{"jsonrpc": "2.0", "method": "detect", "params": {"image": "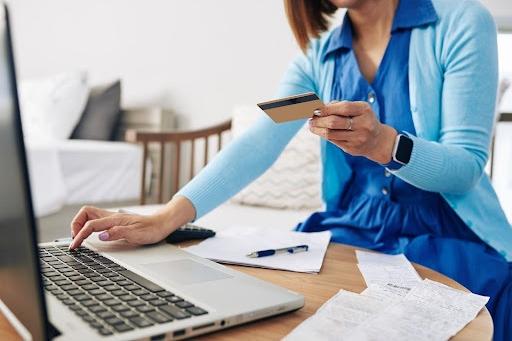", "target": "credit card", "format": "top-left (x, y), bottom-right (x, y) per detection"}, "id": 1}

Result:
top-left (257, 92), bottom-right (324, 123)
